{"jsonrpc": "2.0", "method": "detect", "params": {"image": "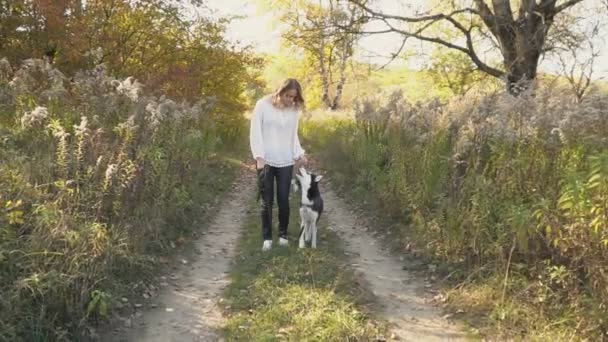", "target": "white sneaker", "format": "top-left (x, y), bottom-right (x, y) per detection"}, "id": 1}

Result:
top-left (262, 240), bottom-right (272, 251)
top-left (279, 237), bottom-right (289, 246)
